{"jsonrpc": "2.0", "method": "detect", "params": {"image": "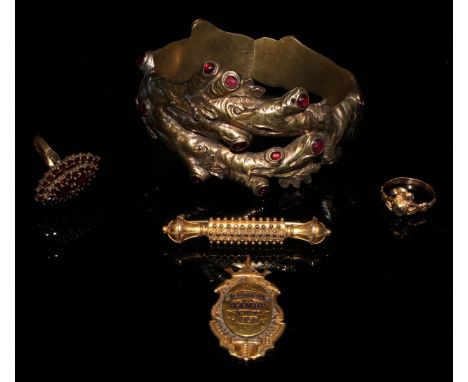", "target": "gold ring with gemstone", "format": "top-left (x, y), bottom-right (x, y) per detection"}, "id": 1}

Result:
top-left (380, 177), bottom-right (436, 217)
top-left (33, 136), bottom-right (100, 204)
